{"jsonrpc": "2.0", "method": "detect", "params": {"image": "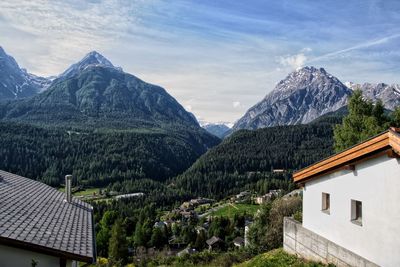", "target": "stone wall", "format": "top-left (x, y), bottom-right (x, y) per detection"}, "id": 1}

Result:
top-left (283, 217), bottom-right (379, 267)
